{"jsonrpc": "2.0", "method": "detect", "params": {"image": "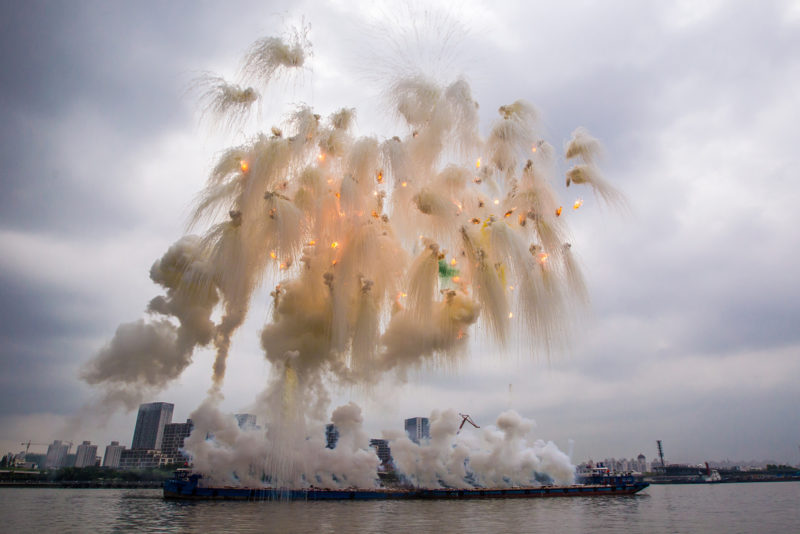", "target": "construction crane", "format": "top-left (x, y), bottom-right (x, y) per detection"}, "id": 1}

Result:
top-left (457, 413), bottom-right (480, 434)
top-left (21, 440), bottom-right (73, 455)
top-left (657, 440), bottom-right (666, 470)
top-left (20, 441), bottom-right (50, 456)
